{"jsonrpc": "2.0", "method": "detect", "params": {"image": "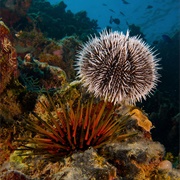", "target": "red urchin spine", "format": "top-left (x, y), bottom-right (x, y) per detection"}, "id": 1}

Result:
top-left (19, 94), bottom-right (132, 159)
